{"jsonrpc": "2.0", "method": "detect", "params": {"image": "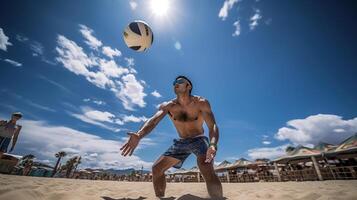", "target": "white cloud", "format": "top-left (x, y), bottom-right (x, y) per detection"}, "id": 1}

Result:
top-left (30, 41), bottom-right (44, 57)
top-left (247, 144), bottom-right (290, 160)
top-left (0, 28), bottom-right (12, 51)
top-left (232, 20), bottom-right (241, 37)
top-left (125, 57), bottom-right (135, 67)
top-left (93, 100), bottom-right (105, 105)
top-left (151, 90), bottom-right (162, 98)
top-left (15, 118), bottom-right (153, 169)
top-left (99, 59), bottom-right (129, 78)
top-left (129, 1), bottom-right (138, 10)
top-left (174, 41), bottom-right (181, 50)
top-left (122, 114), bottom-right (148, 123)
top-left (275, 114), bottom-right (357, 146)
top-left (83, 98), bottom-right (106, 105)
top-left (3, 58), bottom-right (22, 67)
top-left (79, 24), bottom-right (103, 50)
top-left (249, 9), bottom-right (262, 30)
top-left (56, 25), bottom-right (147, 111)
top-left (262, 141), bottom-right (271, 145)
top-left (70, 107), bottom-right (122, 131)
top-left (37, 75), bottom-right (73, 94)
top-left (102, 46), bottom-right (122, 58)
top-left (16, 34), bottom-right (29, 42)
top-left (116, 74), bottom-right (147, 110)
top-left (55, 35), bottom-right (114, 89)
top-left (218, 0), bottom-right (239, 21)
